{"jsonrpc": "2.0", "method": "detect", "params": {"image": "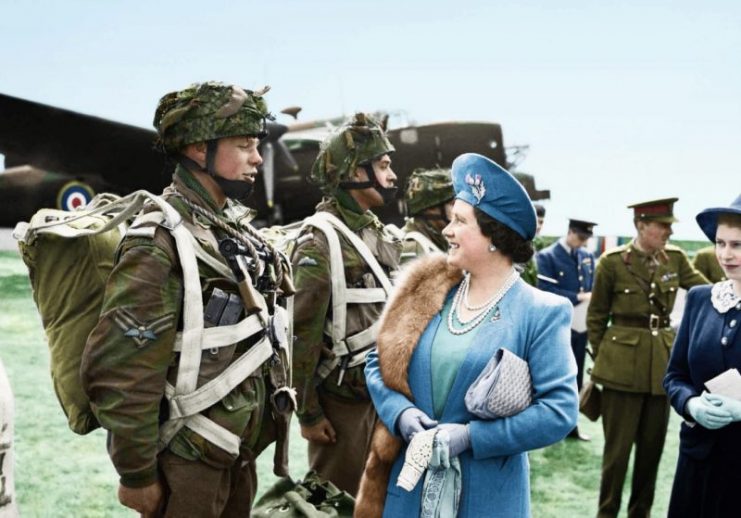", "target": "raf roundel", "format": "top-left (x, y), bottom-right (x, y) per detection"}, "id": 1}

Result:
top-left (57, 181), bottom-right (95, 211)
